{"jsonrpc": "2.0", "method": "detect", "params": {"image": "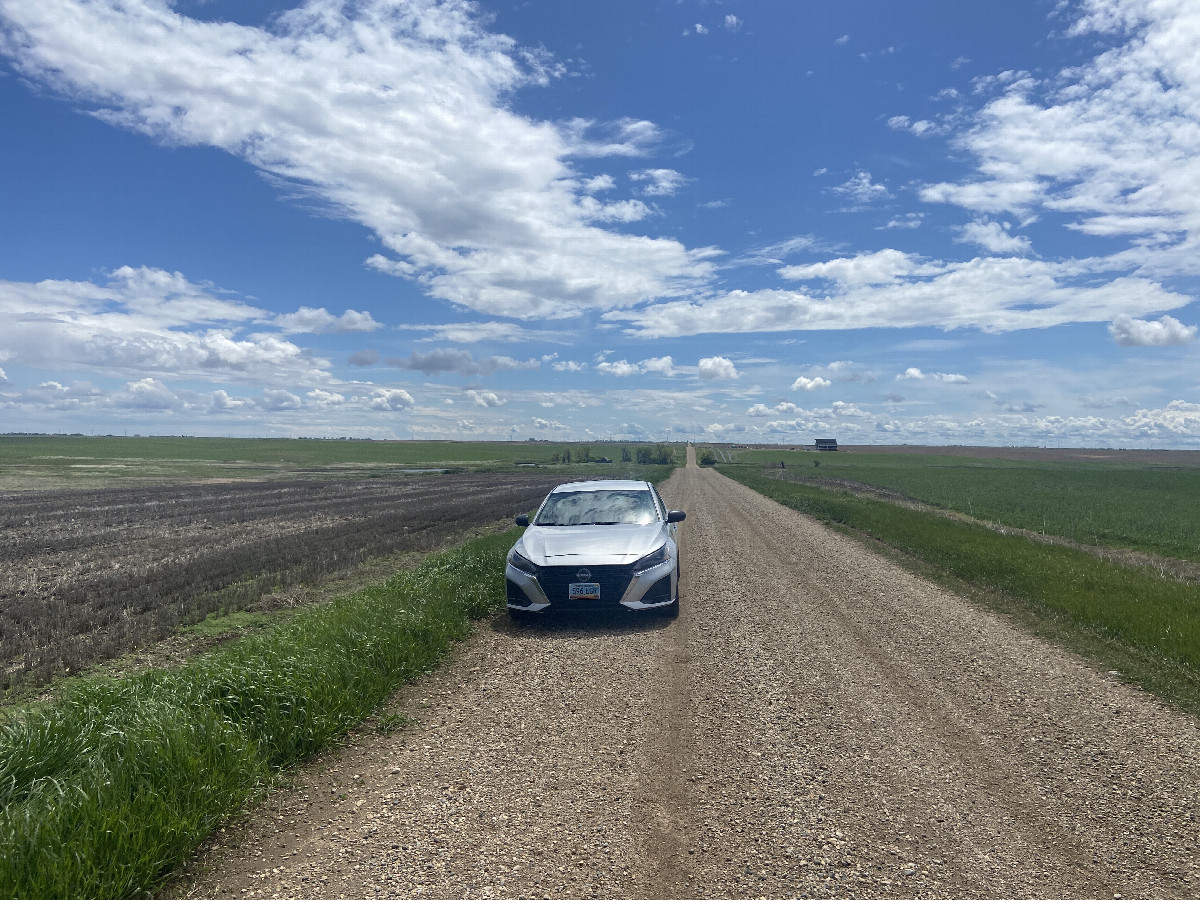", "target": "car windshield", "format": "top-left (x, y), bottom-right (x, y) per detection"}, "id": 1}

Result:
top-left (534, 489), bottom-right (658, 526)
